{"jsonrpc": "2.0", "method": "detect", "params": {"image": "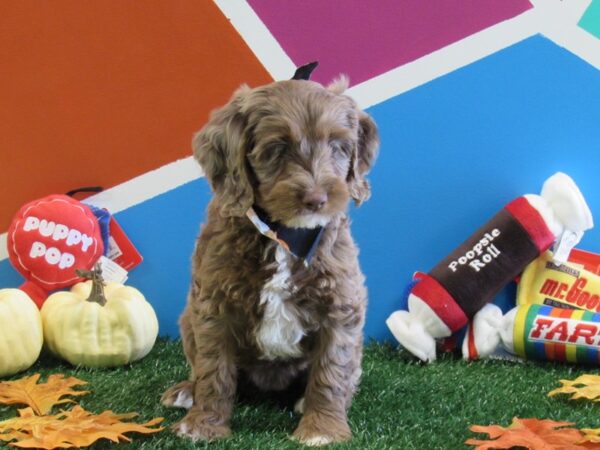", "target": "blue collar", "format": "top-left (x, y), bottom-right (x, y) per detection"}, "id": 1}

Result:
top-left (246, 206), bottom-right (325, 265)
